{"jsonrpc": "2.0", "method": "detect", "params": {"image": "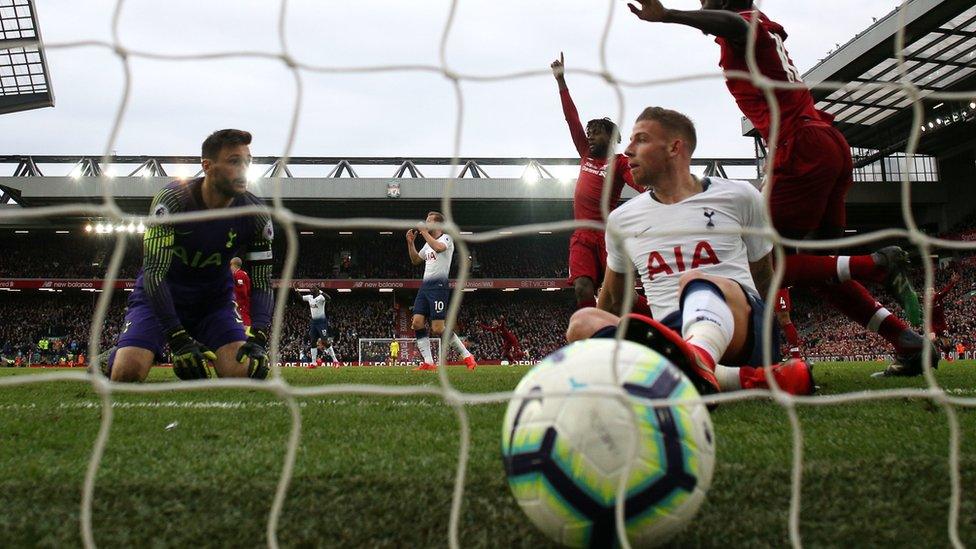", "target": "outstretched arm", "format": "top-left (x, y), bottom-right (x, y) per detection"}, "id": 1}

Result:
top-left (552, 52), bottom-right (590, 158)
top-left (626, 0), bottom-right (749, 44)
